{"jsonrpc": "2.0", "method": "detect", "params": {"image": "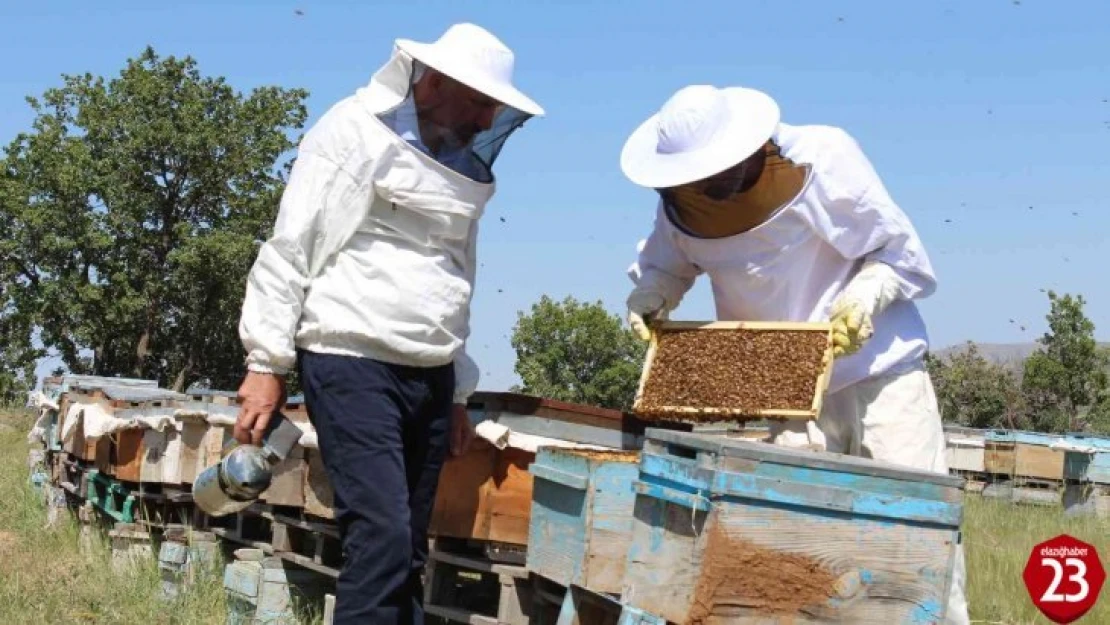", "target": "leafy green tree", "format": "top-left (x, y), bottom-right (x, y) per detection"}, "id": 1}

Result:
top-left (0, 303), bottom-right (39, 406)
top-left (926, 342), bottom-right (1026, 430)
top-left (1021, 291), bottom-right (1109, 432)
top-left (510, 295), bottom-right (648, 411)
top-left (0, 47), bottom-right (308, 391)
